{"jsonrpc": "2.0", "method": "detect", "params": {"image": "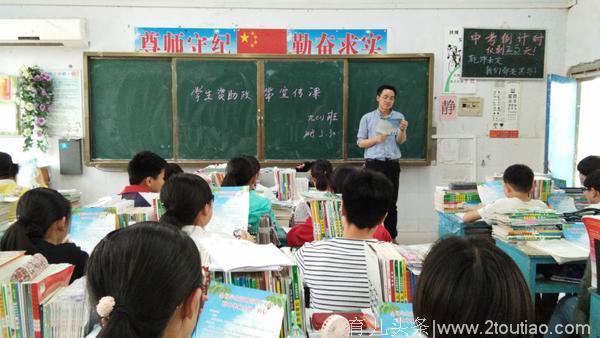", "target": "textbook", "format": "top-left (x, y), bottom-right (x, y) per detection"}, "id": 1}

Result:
top-left (193, 282), bottom-right (286, 338)
top-left (365, 242), bottom-right (414, 309)
top-left (204, 186), bottom-right (249, 238)
top-left (69, 207), bottom-right (118, 254)
top-left (526, 239), bottom-right (589, 264)
top-left (198, 237), bottom-right (292, 272)
top-left (378, 303), bottom-right (422, 337)
top-left (41, 277), bottom-right (91, 338)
